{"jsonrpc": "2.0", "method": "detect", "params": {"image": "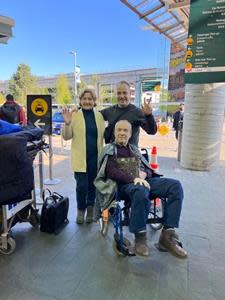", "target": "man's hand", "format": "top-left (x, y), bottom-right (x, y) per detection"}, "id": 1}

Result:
top-left (141, 98), bottom-right (153, 116)
top-left (134, 177), bottom-right (150, 189)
